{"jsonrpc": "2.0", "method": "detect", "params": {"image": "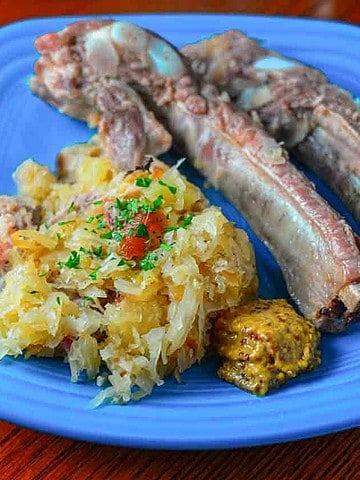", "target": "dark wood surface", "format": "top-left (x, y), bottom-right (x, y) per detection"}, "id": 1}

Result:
top-left (0, 2), bottom-right (359, 479)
